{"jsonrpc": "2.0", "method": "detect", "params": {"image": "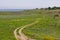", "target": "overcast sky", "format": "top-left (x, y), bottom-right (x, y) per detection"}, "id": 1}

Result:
top-left (0, 0), bottom-right (60, 9)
